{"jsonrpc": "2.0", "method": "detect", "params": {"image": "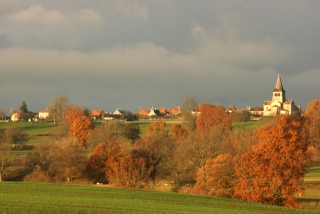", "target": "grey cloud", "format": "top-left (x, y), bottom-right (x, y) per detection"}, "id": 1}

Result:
top-left (1, 1), bottom-right (320, 113)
